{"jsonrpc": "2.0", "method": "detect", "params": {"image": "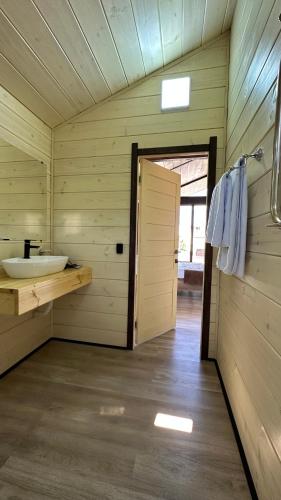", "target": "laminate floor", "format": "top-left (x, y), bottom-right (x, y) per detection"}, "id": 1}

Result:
top-left (176, 294), bottom-right (202, 361)
top-left (0, 299), bottom-right (250, 500)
